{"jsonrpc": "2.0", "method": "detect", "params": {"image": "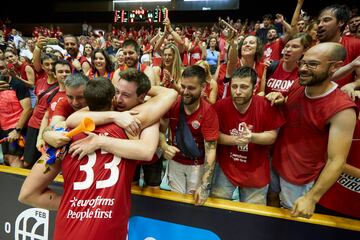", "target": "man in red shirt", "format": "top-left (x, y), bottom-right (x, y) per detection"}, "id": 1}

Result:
top-left (211, 66), bottom-right (284, 205)
top-left (267, 42), bottom-right (357, 218)
top-left (112, 39), bottom-right (159, 86)
top-left (63, 34), bottom-right (91, 74)
top-left (317, 5), bottom-right (360, 92)
top-left (19, 78), bottom-right (163, 240)
top-left (160, 65), bottom-right (219, 205)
